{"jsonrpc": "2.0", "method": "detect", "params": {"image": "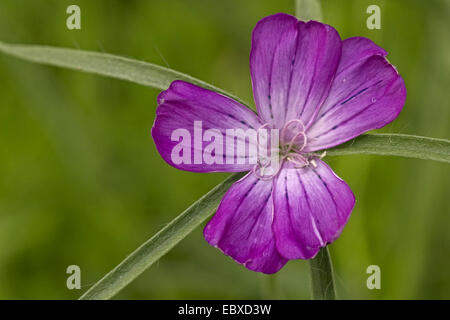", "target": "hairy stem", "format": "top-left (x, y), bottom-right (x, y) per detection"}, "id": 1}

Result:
top-left (309, 247), bottom-right (336, 300)
top-left (295, 0), bottom-right (323, 21)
